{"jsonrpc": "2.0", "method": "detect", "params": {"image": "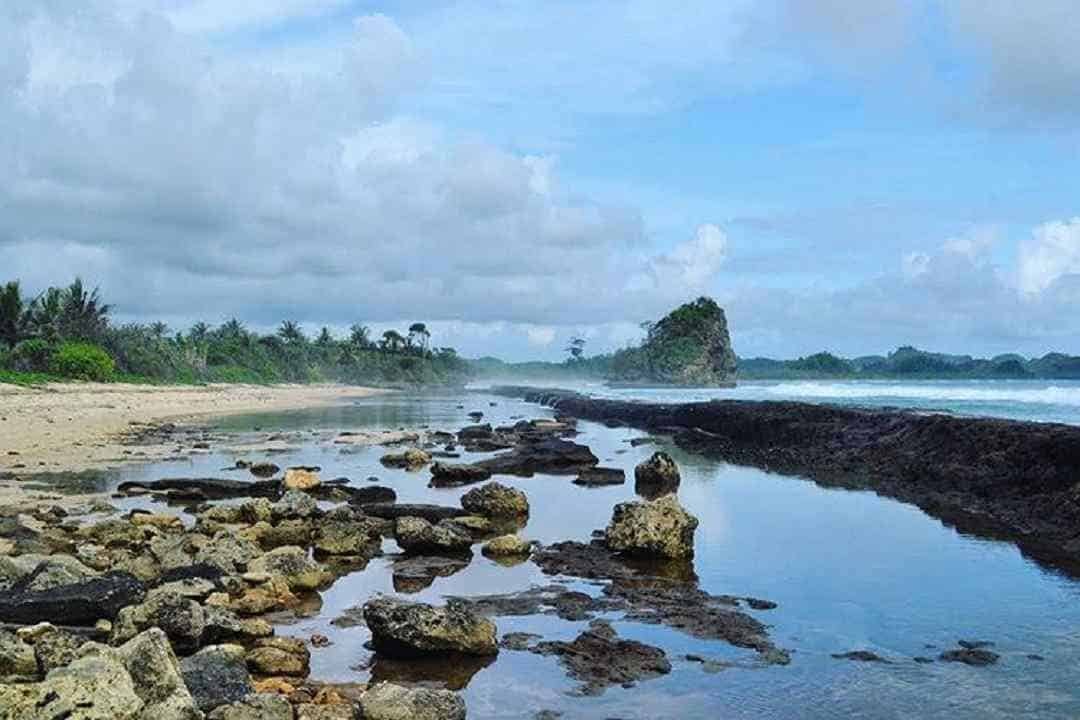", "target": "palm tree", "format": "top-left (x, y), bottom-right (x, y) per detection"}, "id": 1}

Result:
top-left (379, 329), bottom-right (406, 353)
top-left (277, 320), bottom-right (306, 345)
top-left (25, 287), bottom-right (64, 344)
top-left (315, 327), bottom-right (334, 347)
top-left (188, 322), bottom-right (210, 344)
top-left (150, 321), bottom-right (169, 339)
top-left (349, 323), bottom-right (371, 349)
top-left (59, 278), bottom-right (111, 341)
top-left (0, 281), bottom-right (26, 348)
top-left (408, 322), bottom-right (430, 354)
